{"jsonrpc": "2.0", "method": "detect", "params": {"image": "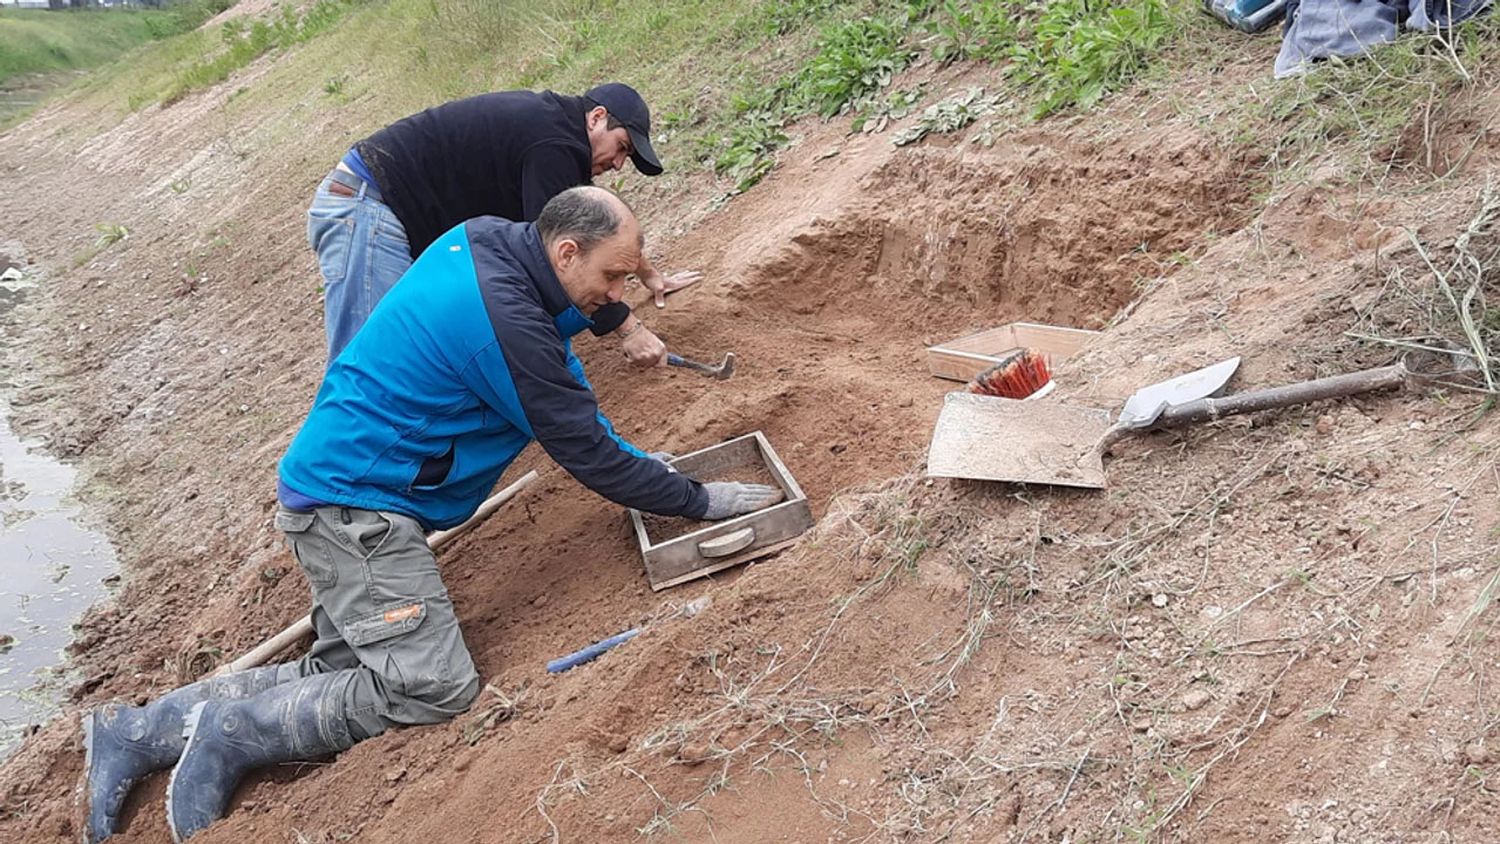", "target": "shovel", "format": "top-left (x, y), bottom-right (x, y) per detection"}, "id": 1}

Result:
top-left (668, 352), bottom-right (736, 379)
top-left (928, 357), bottom-right (1442, 489)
